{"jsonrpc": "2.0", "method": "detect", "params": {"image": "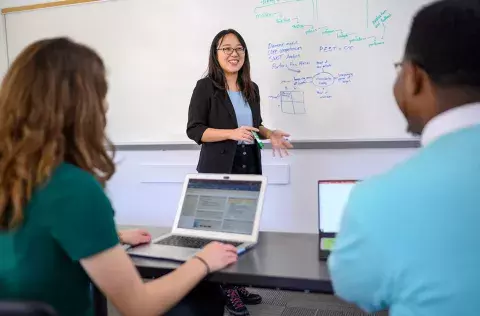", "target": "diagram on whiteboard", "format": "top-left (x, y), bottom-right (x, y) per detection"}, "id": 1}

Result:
top-left (257, 0), bottom-right (390, 115)
top-left (279, 91), bottom-right (305, 114)
top-left (269, 59), bottom-right (354, 113)
top-left (254, 0), bottom-right (392, 48)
